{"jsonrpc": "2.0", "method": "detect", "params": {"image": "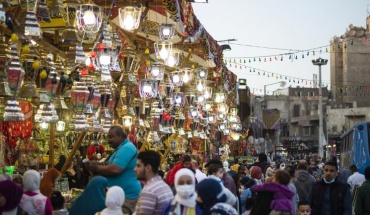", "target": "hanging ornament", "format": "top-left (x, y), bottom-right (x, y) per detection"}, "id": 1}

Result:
top-left (40, 69), bottom-right (48, 79)
top-left (11, 33), bottom-right (18, 42)
top-left (22, 45), bottom-right (31, 54)
top-left (144, 48), bottom-right (149, 55)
